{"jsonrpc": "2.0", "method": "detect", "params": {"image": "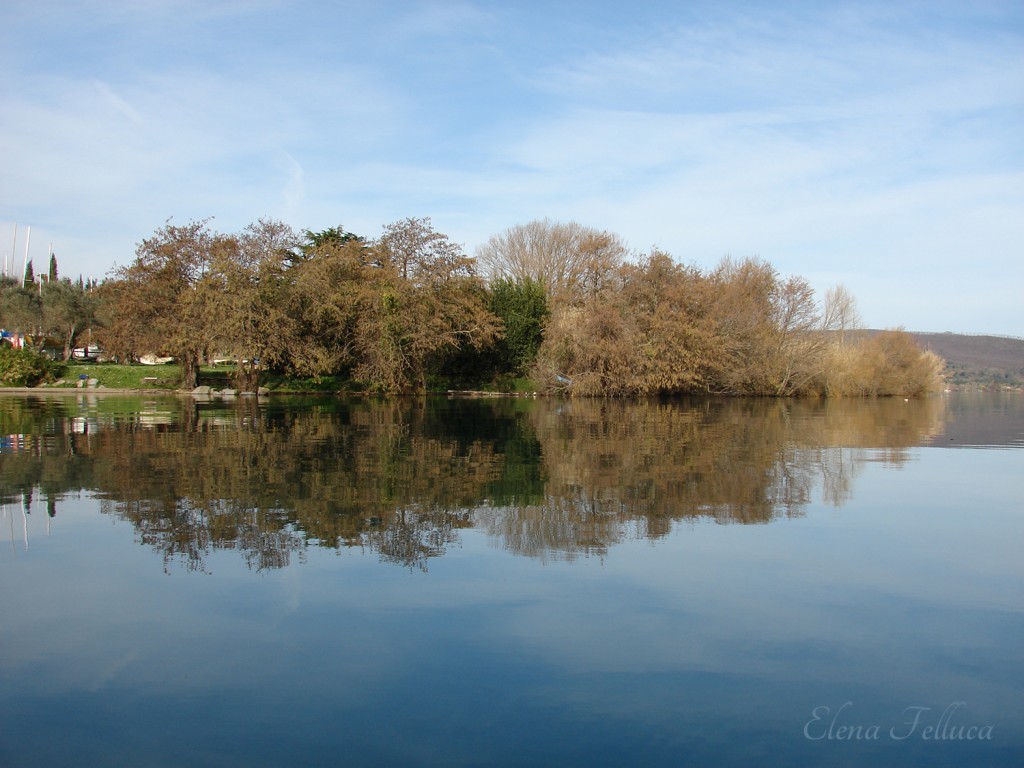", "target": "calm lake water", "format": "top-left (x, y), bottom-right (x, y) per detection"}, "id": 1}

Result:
top-left (1, 392), bottom-right (1021, 767)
